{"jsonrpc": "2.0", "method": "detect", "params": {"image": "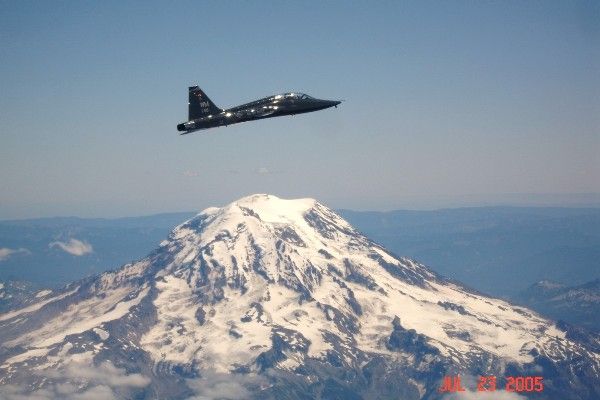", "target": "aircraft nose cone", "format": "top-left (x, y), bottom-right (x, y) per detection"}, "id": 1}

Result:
top-left (323, 100), bottom-right (341, 108)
